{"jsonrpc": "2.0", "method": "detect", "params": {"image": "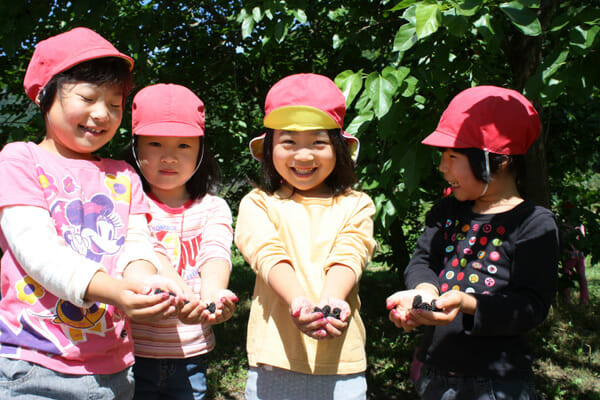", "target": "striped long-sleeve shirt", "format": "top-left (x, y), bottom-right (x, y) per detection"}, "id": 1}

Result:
top-left (131, 193), bottom-right (233, 358)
